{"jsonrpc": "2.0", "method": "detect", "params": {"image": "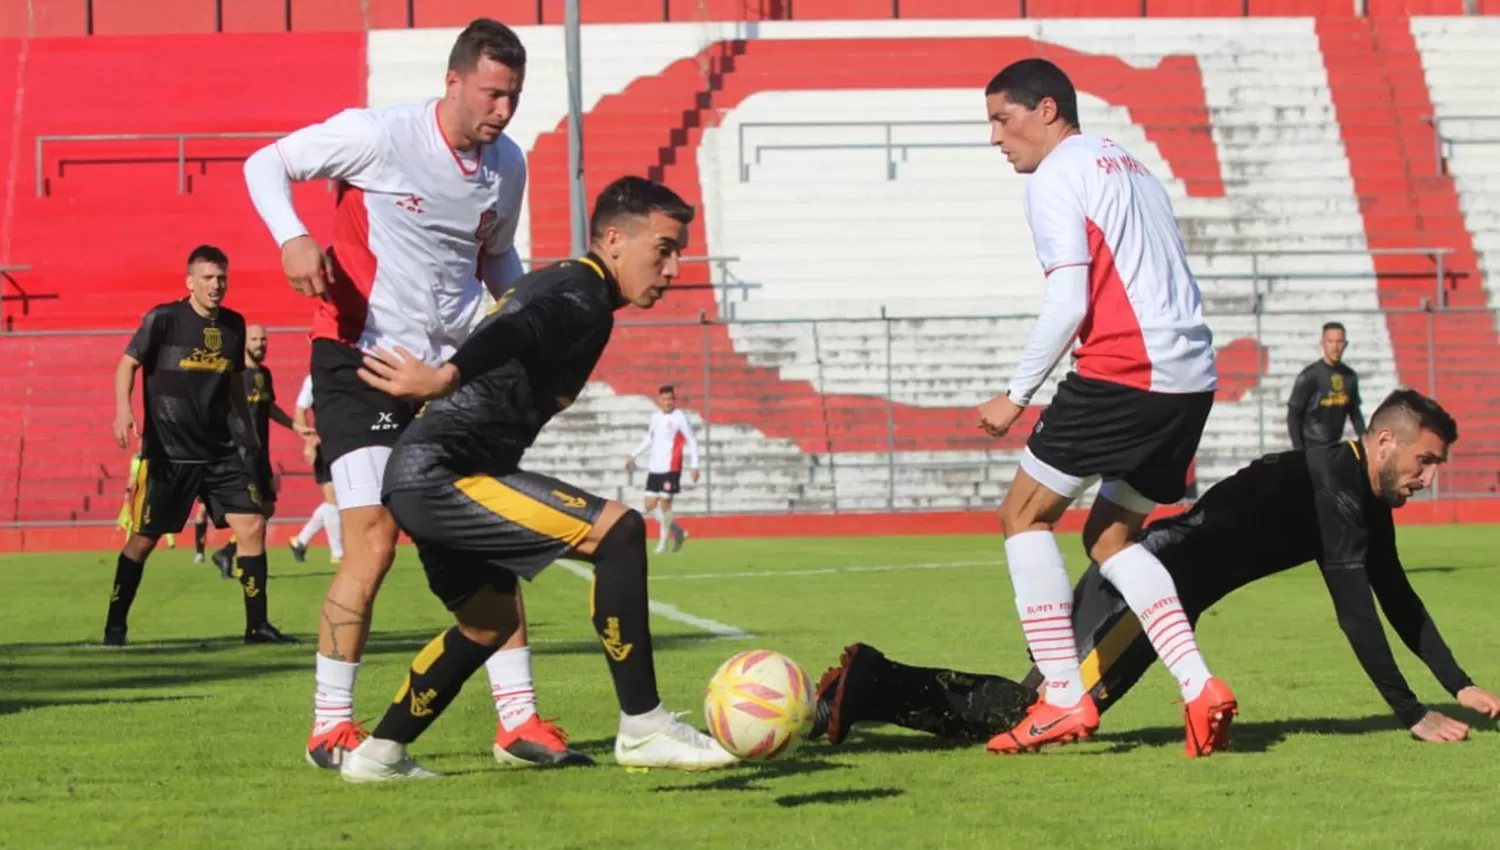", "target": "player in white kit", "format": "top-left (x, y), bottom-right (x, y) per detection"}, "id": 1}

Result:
top-left (974, 59), bottom-right (1236, 756)
top-left (287, 375), bottom-right (344, 565)
top-left (626, 385), bottom-right (700, 553)
top-left (244, 19), bottom-right (586, 770)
